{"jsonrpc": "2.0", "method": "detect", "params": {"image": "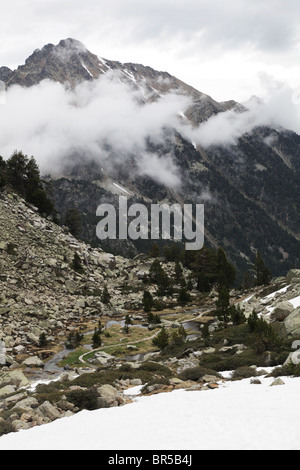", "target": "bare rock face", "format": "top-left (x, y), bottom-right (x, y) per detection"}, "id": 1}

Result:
top-left (0, 66), bottom-right (12, 82)
top-left (282, 307), bottom-right (300, 338)
top-left (286, 269), bottom-right (300, 284)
